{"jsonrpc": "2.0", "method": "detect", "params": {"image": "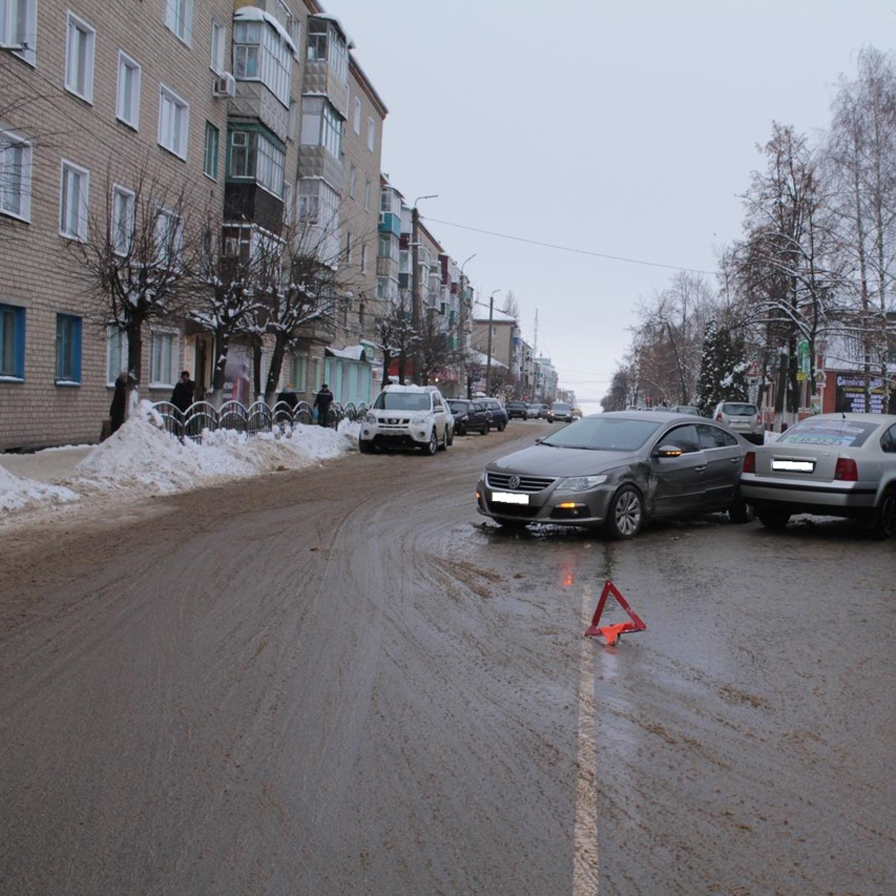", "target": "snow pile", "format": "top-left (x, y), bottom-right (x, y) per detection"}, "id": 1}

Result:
top-left (0, 463), bottom-right (81, 514)
top-left (1, 400), bottom-right (360, 516)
